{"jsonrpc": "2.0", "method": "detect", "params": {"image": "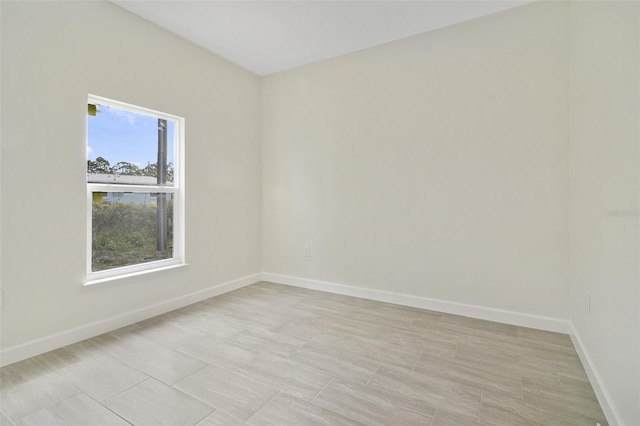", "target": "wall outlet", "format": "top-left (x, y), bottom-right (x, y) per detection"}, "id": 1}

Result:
top-left (304, 246), bottom-right (311, 257)
top-left (586, 292), bottom-right (591, 313)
